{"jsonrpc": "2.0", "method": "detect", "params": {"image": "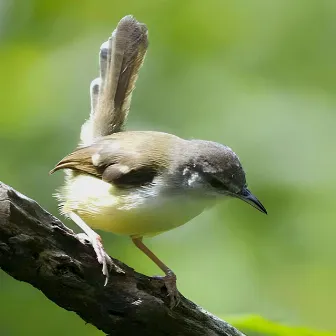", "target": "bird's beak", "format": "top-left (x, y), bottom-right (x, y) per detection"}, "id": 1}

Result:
top-left (238, 187), bottom-right (267, 214)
